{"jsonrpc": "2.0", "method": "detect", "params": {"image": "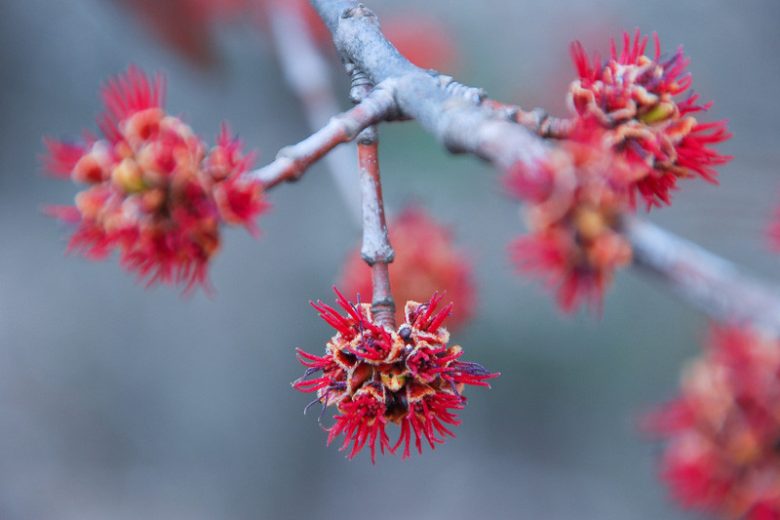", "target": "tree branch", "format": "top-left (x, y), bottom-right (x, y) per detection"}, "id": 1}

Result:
top-left (482, 99), bottom-right (575, 139)
top-left (278, 0), bottom-right (780, 334)
top-left (247, 82), bottom-right (397, 189)
top-left (310, 0), bottom-right (551, 176)
top-left (625, 218), bottom-right (780, 335)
